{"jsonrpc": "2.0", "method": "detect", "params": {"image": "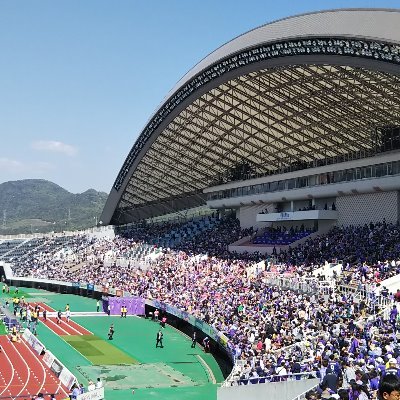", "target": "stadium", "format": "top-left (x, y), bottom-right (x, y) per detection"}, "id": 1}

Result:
top-left (1, 8), bottom-right (400, 400)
